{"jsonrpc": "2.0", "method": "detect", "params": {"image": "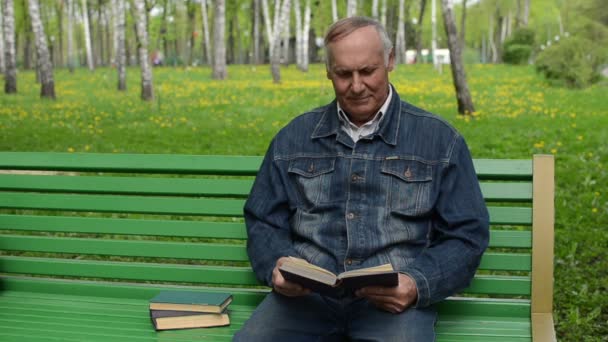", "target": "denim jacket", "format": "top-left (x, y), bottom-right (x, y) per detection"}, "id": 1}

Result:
top-left (244, 87), bottom-right (489, 308)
